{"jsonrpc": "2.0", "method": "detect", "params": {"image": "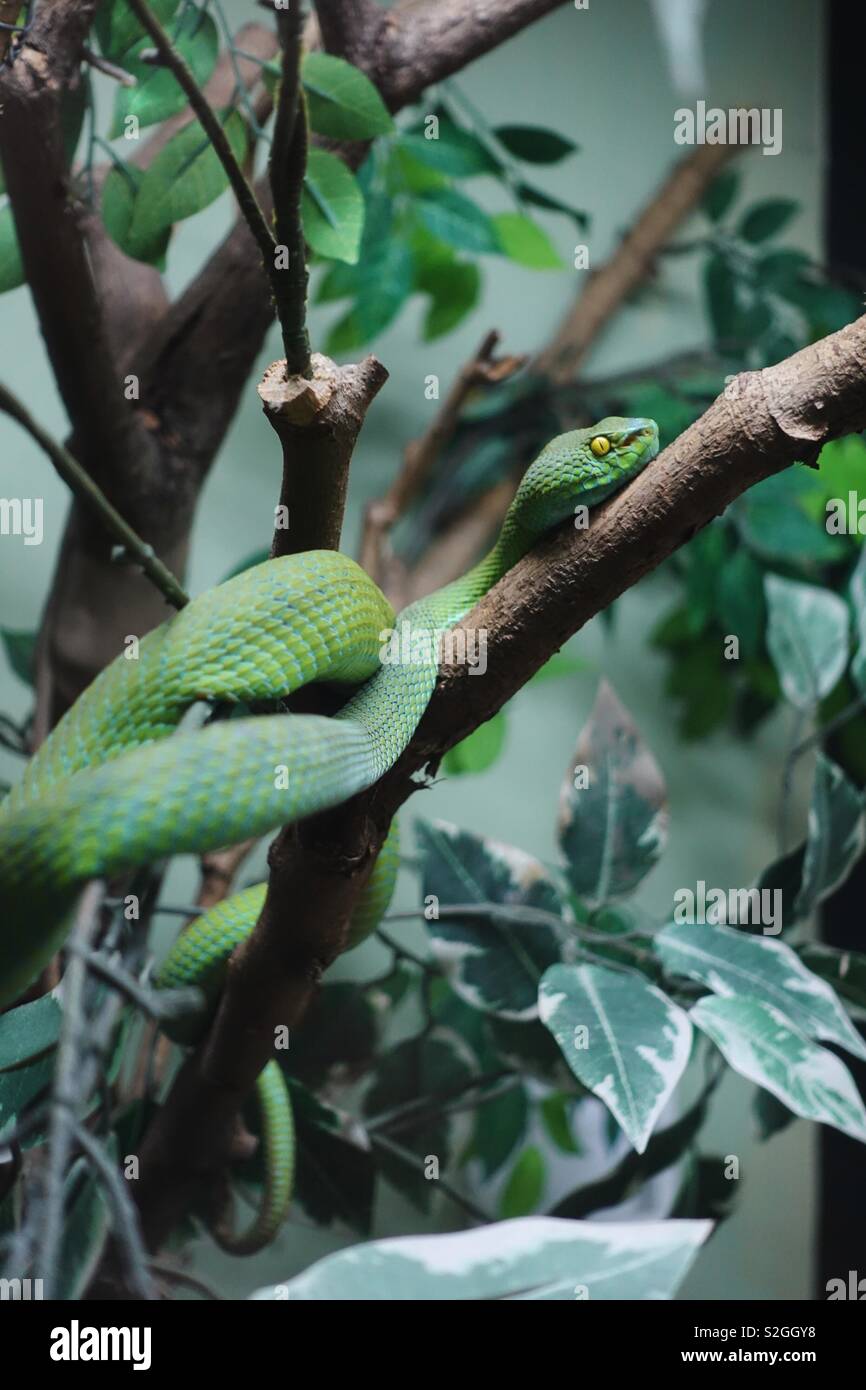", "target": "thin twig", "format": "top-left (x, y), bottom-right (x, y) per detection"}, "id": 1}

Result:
top-left (81, 44), bottom-right (137, 86)
top-left (73, 1121), bottom-right (156, 1301)
top-left (38, 883), bottom-right (105, 1300)
top-left (0, 380), bottom-right (189, 610)
top-left (366, 1068), bottom-right (515, 1136)
top-left (124, 0), bottom-right (276, 271)
top-left (64, 940), bottom-right (204, 1025)
top-left (269, 4), bottom-right (312, 374)
top-left (367, 1131), bottom-right (489, 1224)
